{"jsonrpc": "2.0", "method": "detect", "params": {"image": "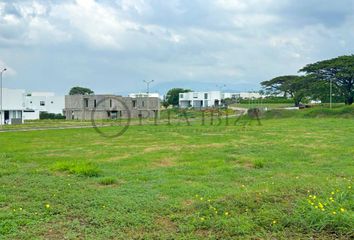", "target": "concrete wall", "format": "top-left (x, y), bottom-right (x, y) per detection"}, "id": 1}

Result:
top-left (64, 95), bottom-right (160, 120)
